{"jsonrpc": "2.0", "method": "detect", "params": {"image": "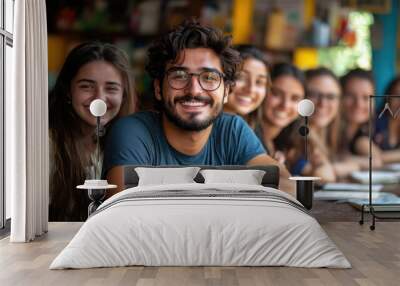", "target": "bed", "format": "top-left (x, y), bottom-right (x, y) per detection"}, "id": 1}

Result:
top-left (50, 165), bottom-right (350, 269)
